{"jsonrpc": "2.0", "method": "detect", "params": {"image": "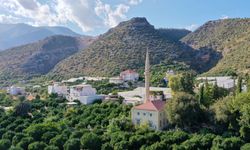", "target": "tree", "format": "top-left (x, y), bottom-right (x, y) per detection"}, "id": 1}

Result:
top-left (246, 75), bottom-right (250, 92)
top-left (241, 143), bottom-right (250, 150)
top-left (180, 72), bottom-right (195, 94)
top-left (169, 73), bottom-right (194, 94)
top-left (212, 81), bottom-right (220, 100)
top-left (165, 92), bottom-right (204, 128)
top-left (198, 84), bottom-right (204, 104)
top-left (25, 123), bottom-right (59, 141)
top-left (63, 139), bottom-right (80, 150)
top-left (28, 142), bottom-right (47, 150)
top-left (14, 102), bottom-right (31, 116)
top-left (81, 133), bottom-right (102, 150)
top-left (210, 96), bottom-right (234, 130)
top-left (180, 134), bottom-right (216, 149)
top-left (0, 107), bottom-right (4, 115)
top-left (16, 137), bottom-right (34, 150)
top-left (239, 104), bottom-right (250, 142)
top-left (236, 76), bottom-right (243, 94)
top-left (12, 133), bottom-right (26, 146)
top-left (0, 139), bottom-right (11, 150)
top-left (50, 135), bottom-right (68, 150)
top-left (211, 136), bottom-right (243, 150)
top-left (169, 75), bottom-right (183, 93)
top-left (44, 146), bottom-right (59, 150)
top-left (203, 81), bottom-right (214, 106)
